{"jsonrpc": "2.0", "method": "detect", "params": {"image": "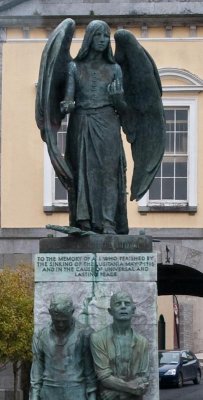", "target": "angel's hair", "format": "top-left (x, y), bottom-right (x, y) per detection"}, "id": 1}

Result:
top-left (75, 20), bottom-right (115, 63)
